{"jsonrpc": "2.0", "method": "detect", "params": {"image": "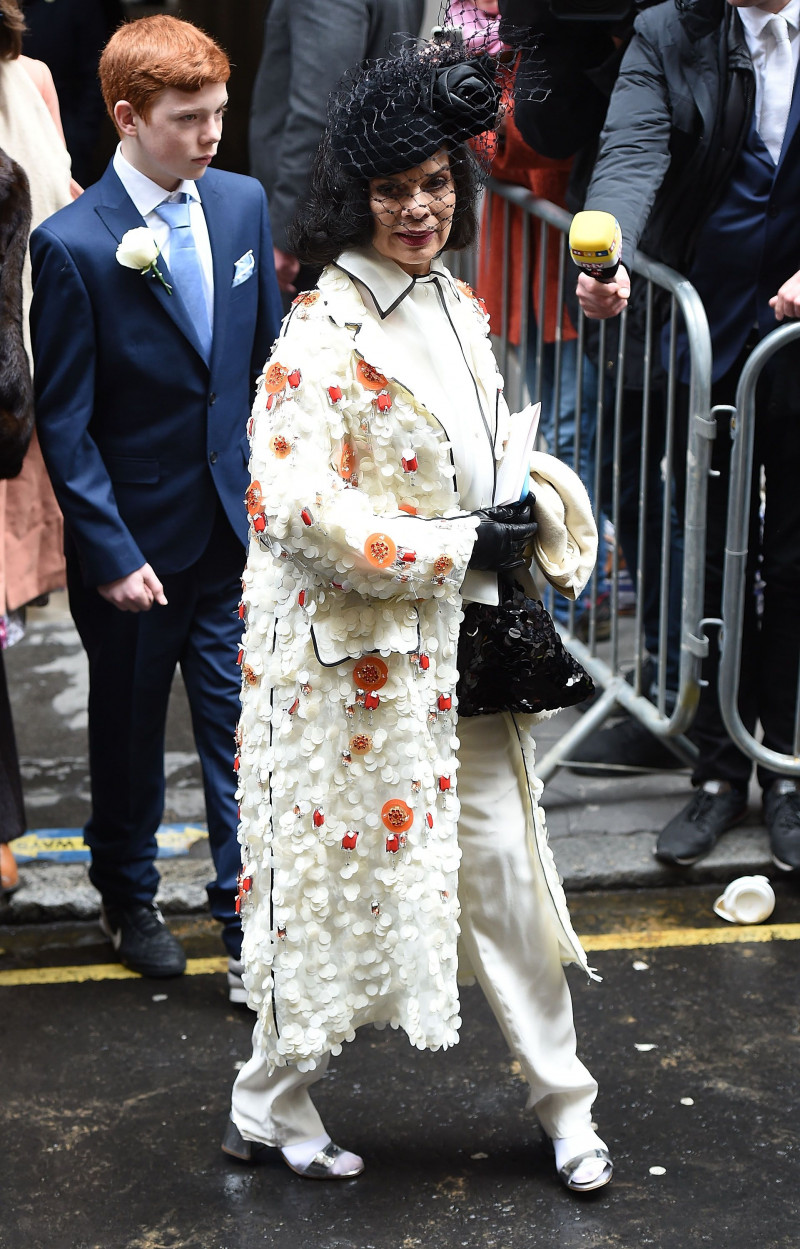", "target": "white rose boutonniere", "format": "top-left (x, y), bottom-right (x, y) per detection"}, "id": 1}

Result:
top-left (116, 227), bottom-right (172, 294)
